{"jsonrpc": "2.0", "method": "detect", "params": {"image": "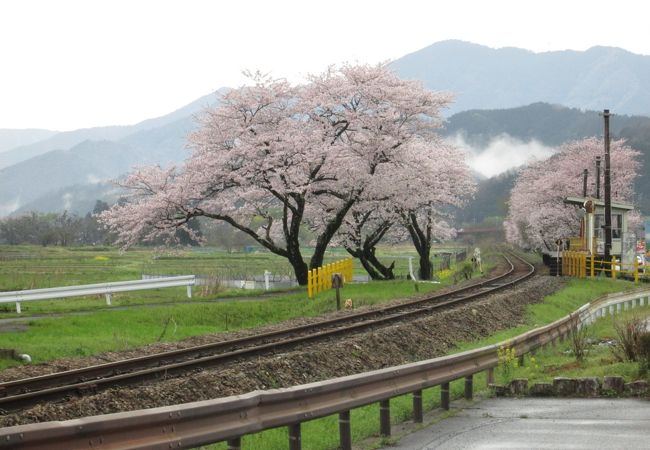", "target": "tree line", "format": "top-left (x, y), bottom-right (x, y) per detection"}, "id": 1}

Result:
top-left (0, 201), bottom-right (111, 246)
